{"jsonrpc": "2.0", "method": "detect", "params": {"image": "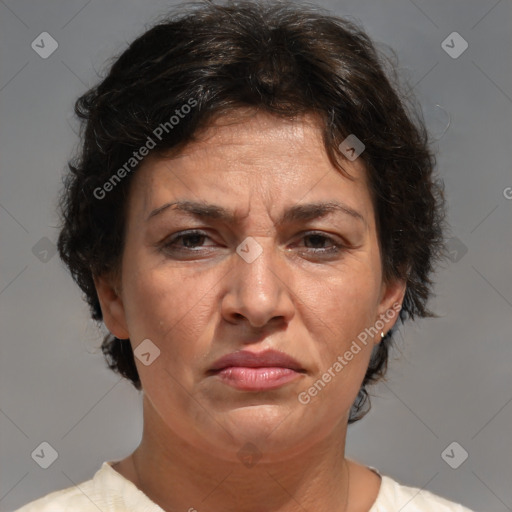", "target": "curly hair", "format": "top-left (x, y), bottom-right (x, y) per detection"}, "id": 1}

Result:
top-left (57, 0), bottom-right (446, 423)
